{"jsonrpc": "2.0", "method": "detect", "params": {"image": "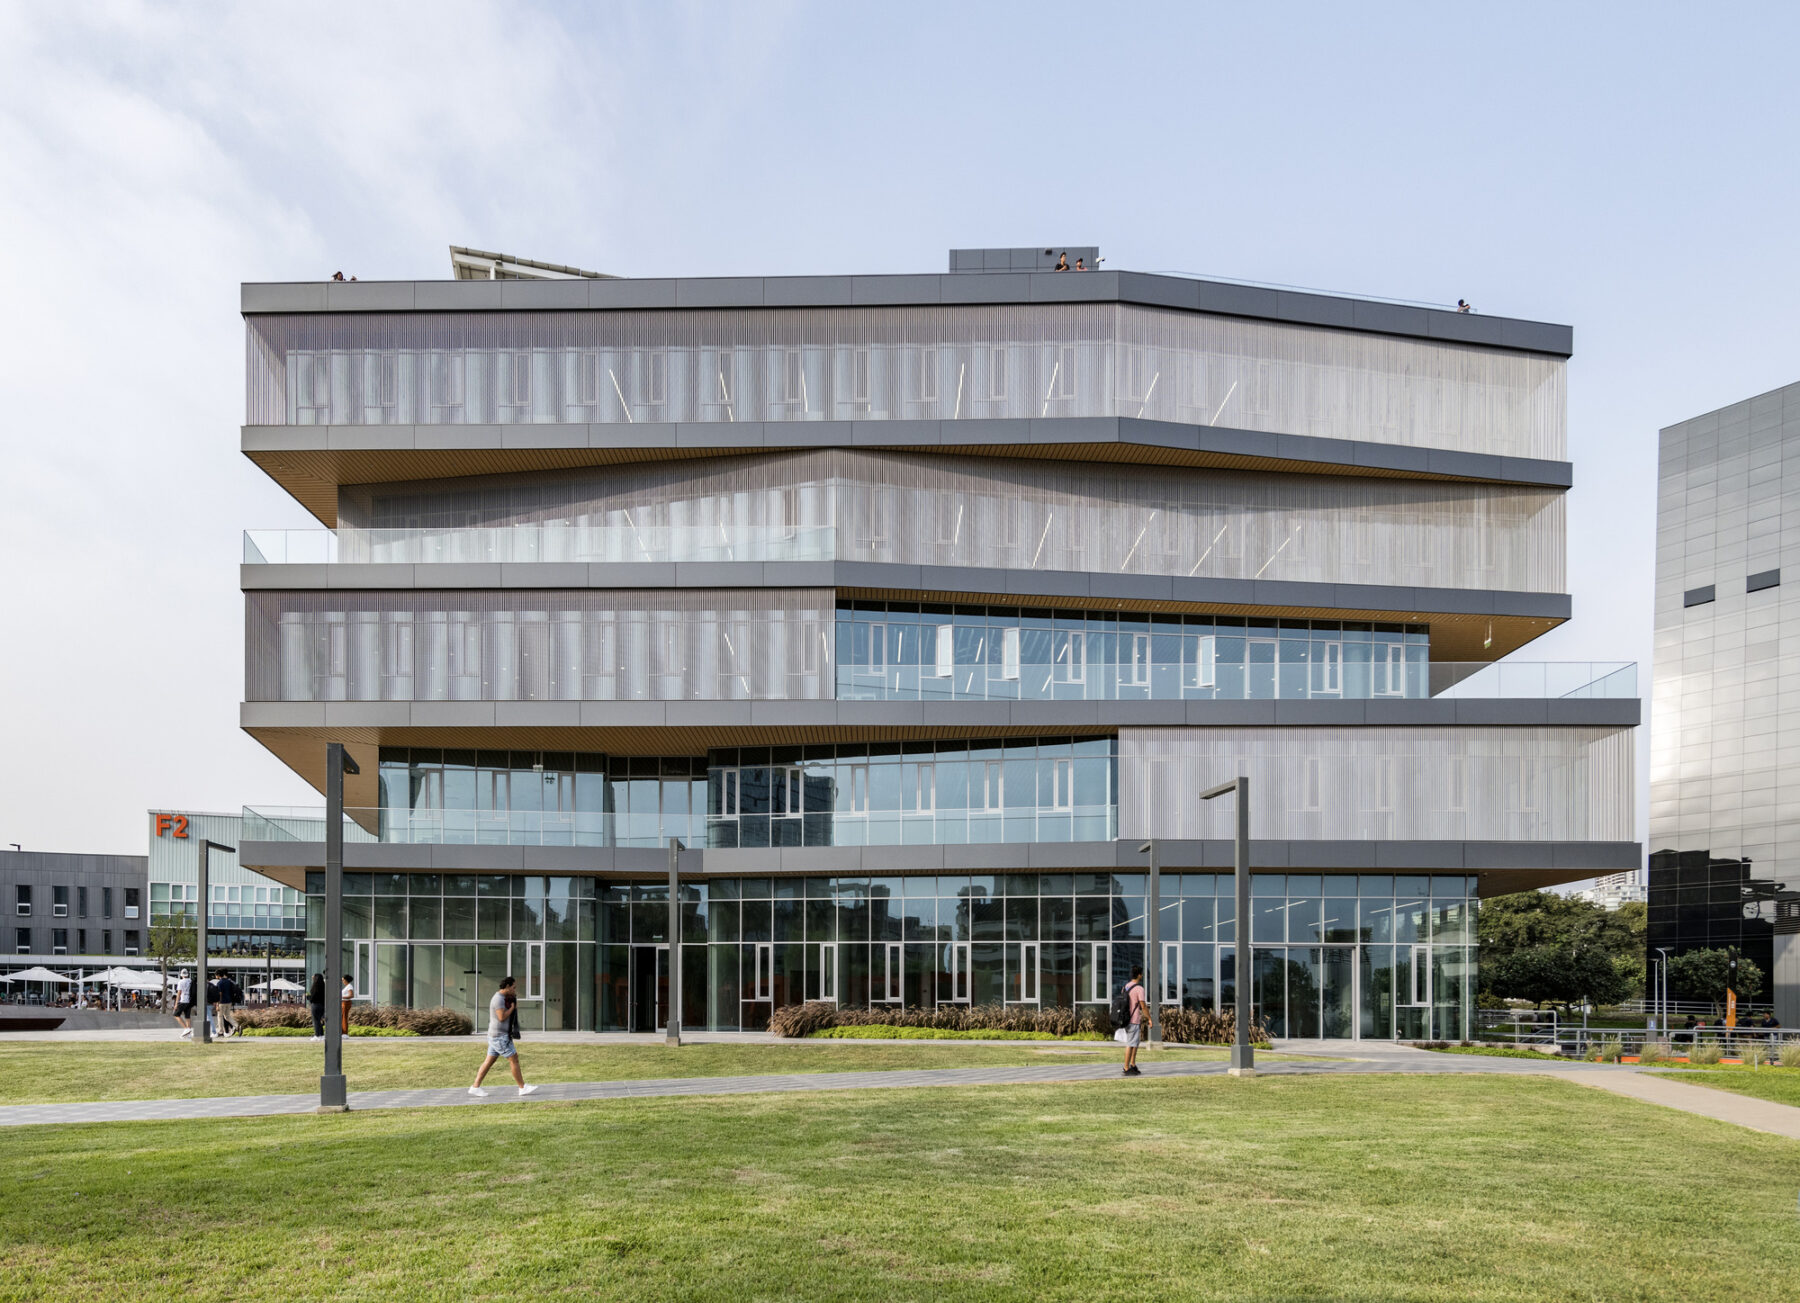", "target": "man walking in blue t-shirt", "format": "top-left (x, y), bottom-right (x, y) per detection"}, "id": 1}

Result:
top-left (469, 975), bottom-right (538, 1098)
